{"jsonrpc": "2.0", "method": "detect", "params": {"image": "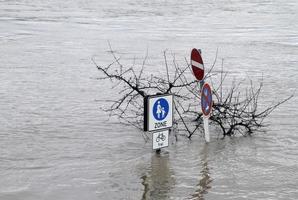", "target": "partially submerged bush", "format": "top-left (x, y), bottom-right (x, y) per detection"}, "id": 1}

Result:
top-left (93, 47), bottom-right (293, 139)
